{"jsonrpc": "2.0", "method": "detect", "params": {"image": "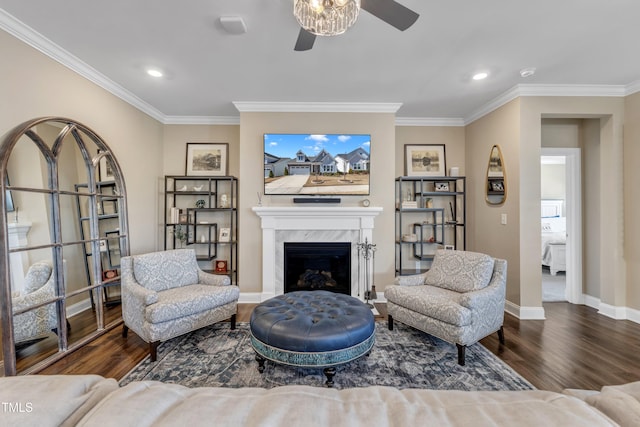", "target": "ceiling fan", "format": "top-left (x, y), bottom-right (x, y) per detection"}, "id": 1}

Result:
top-left (294, 0), bottom-right (419, 51)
